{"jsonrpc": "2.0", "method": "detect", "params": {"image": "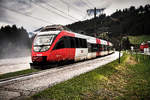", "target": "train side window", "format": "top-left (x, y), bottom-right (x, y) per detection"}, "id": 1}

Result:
top-left (80, 38), bottom-right (83, 48)
top-left (64, 36), bottom-right (70, 48)
top-left (94, 44), bottom-right (98, 52)
top-left (87, 43), bottom-right (92, 52)
top-left (75, 38), bottom-right (79, 48)
top-left (99, 44), bottom-right (102, 51)
top-left (91, 44), bottom-right (93, 52)
top-left (99, 44), bottom-right (101, 51)
top-left (55, 39), bottom-right (65, 50)
top-left (104, 45), bottom-right (106, 51)
top-left (82, 39), bottom-right (87, 48)
top-left (78, 38), bottom-right (82, 48)
top-left (70, 37), bottom-right (76, 48)
top-left (73, 38), bottom-right (87, 48)
top-left (105, 45), bottom-right (107, 51)
top-left (53, 37), bottom-right (67, 50)
top-left (97, 44), bottom-right (100, 51)
top-left (90, 44), bottom-right (97, 52)
top-left (108, 46), bottom-right (110, 51)
top-left (75, 38), bottom-right (82, 48)
top-left (101, 45), bottom-right (104, 51)
top-left (106, 45), bottom-right (108, 51)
